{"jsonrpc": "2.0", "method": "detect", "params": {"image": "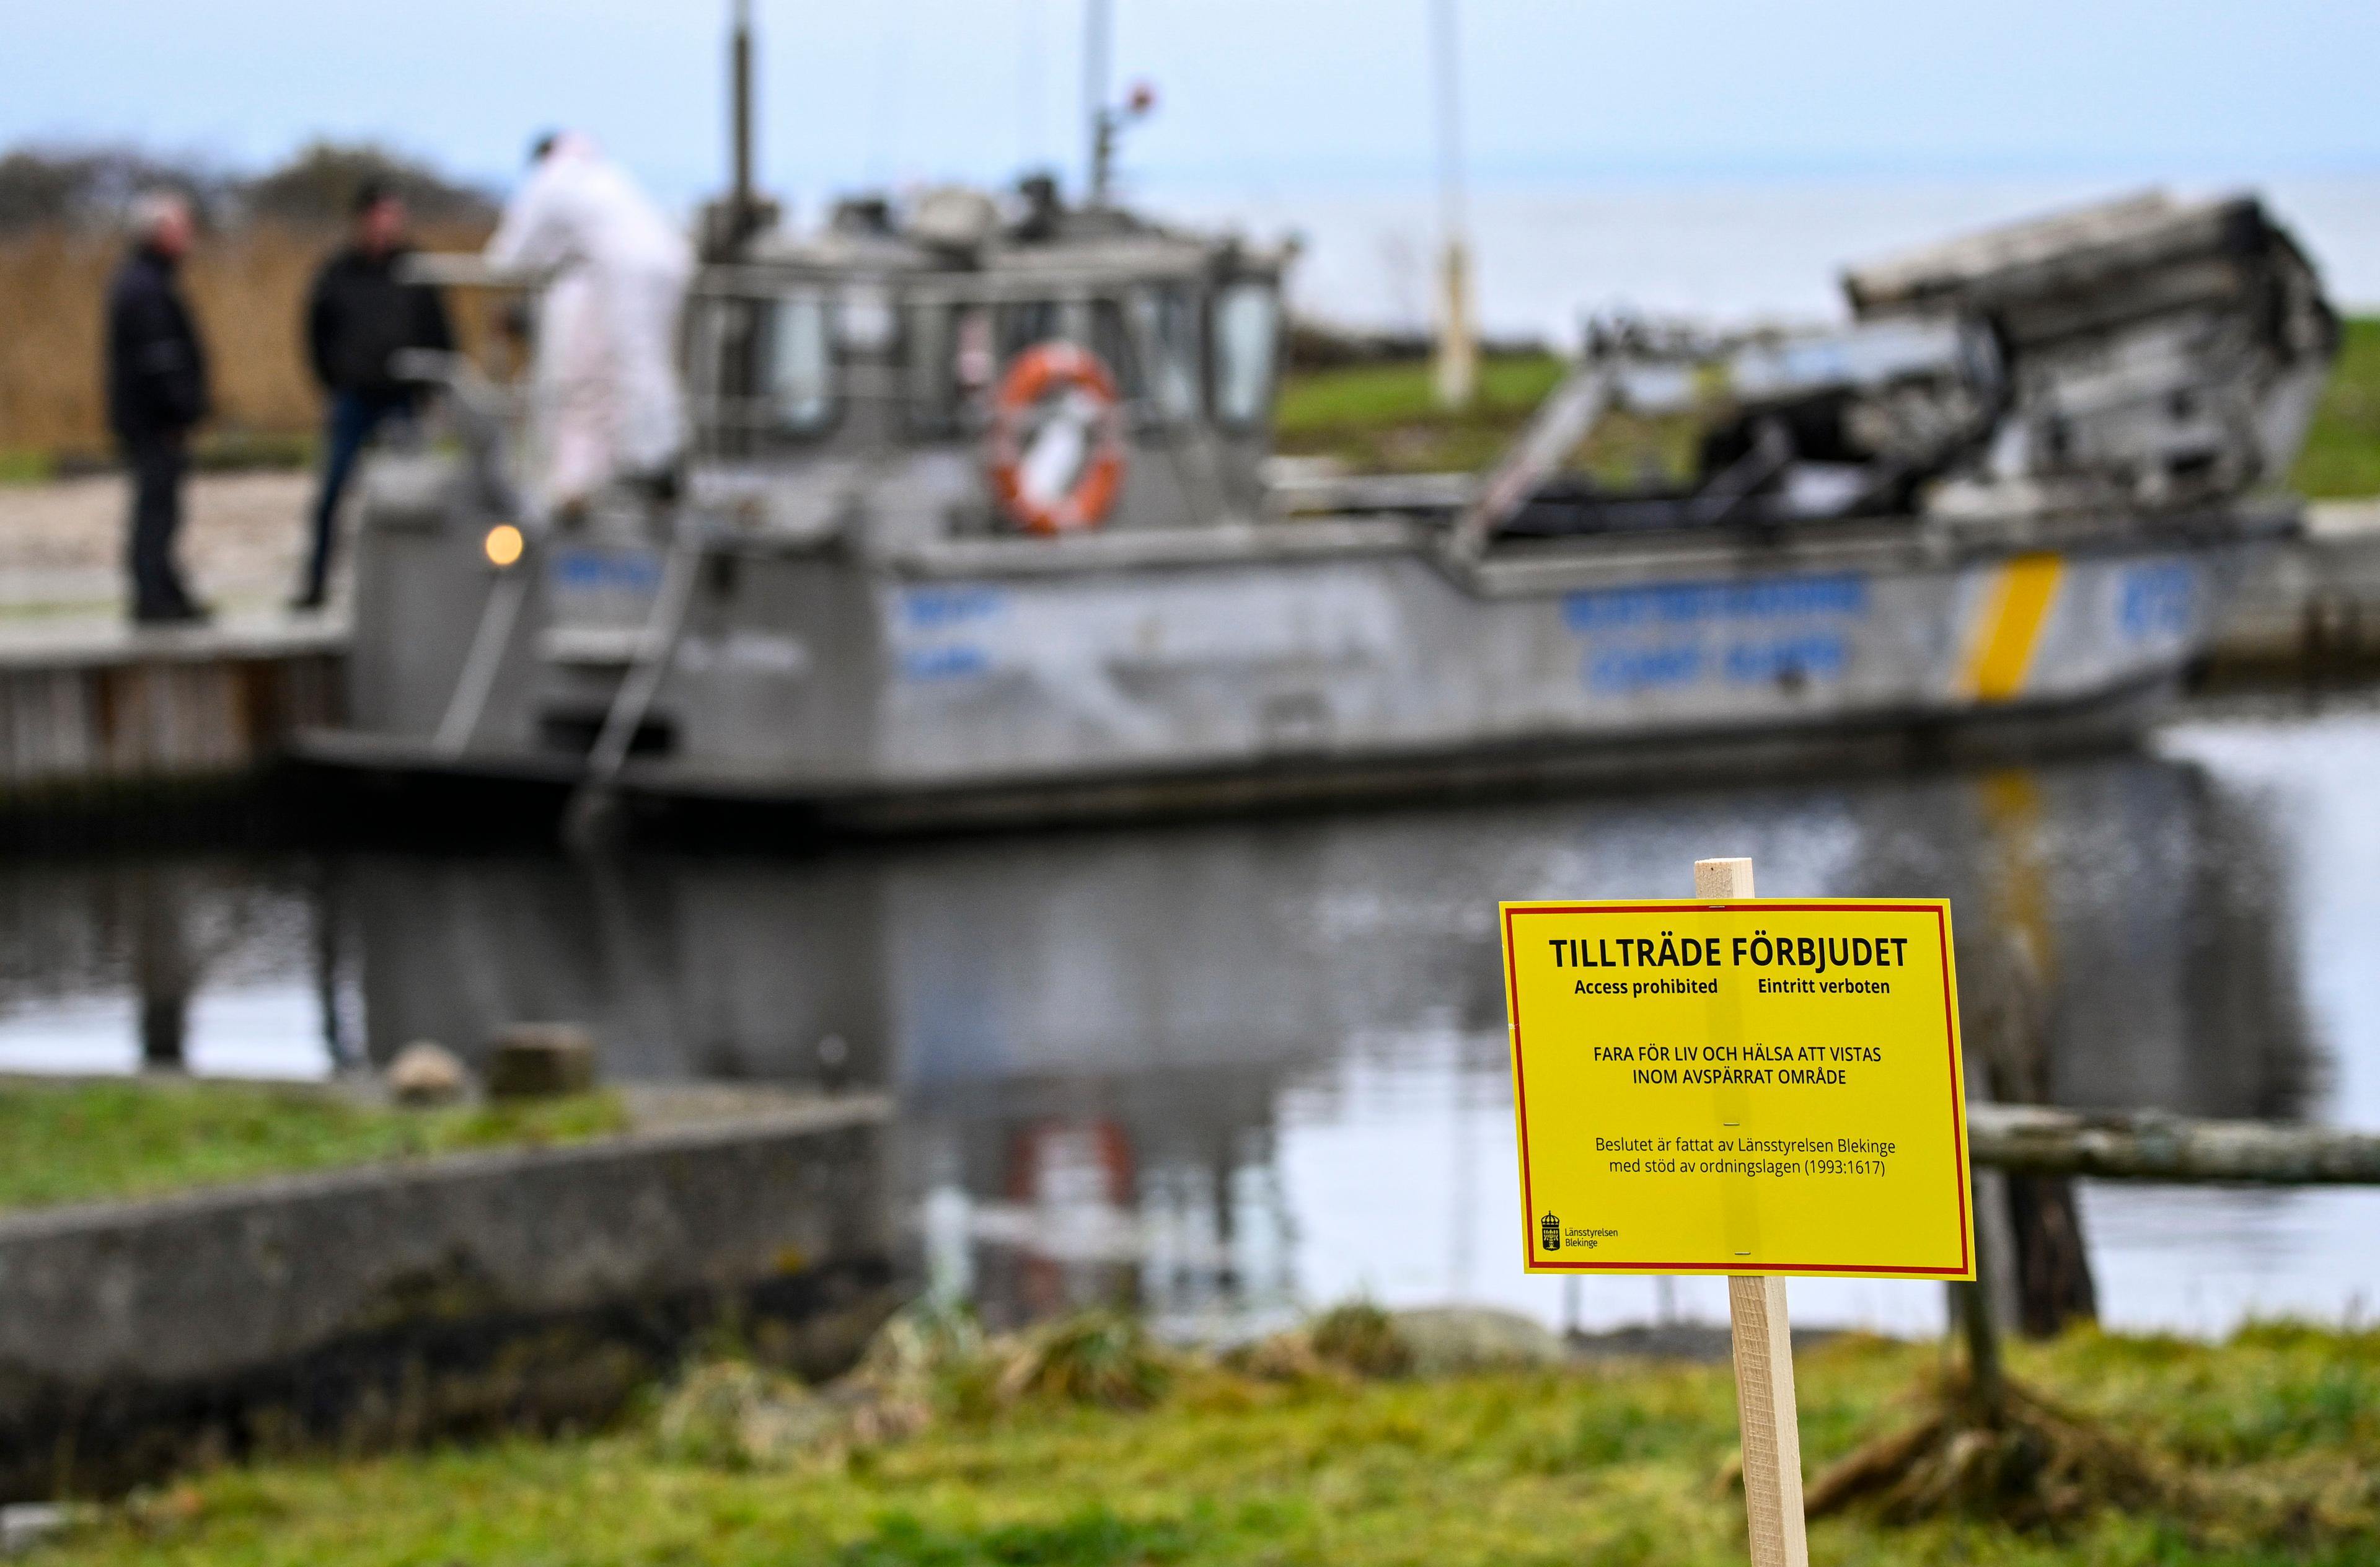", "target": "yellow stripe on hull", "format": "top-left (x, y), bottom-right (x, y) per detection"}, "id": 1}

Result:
top-left (1962, 554), bottom-right (2064, 702)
